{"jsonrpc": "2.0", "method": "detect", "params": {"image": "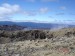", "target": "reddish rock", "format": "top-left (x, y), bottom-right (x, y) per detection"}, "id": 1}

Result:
top-left (58, 47), bottom-right (70, 54)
